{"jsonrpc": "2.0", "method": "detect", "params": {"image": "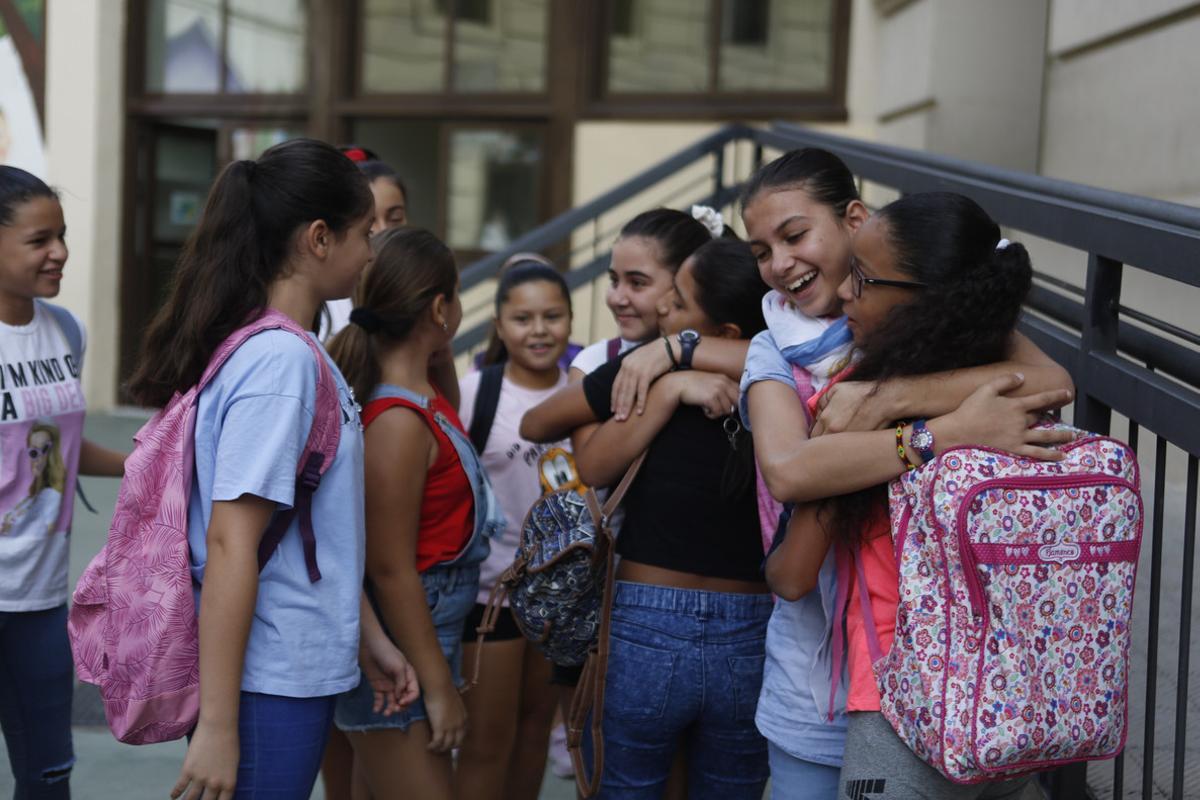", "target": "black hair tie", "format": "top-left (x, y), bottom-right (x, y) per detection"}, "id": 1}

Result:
top-left (349, 307), bottom-right (383, 334)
